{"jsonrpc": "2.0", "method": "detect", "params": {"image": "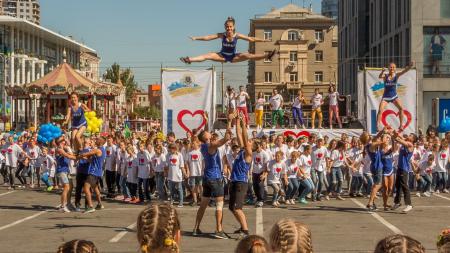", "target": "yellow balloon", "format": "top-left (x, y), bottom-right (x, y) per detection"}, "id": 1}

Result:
top-left (87, 125), bottom-right (93, 133)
